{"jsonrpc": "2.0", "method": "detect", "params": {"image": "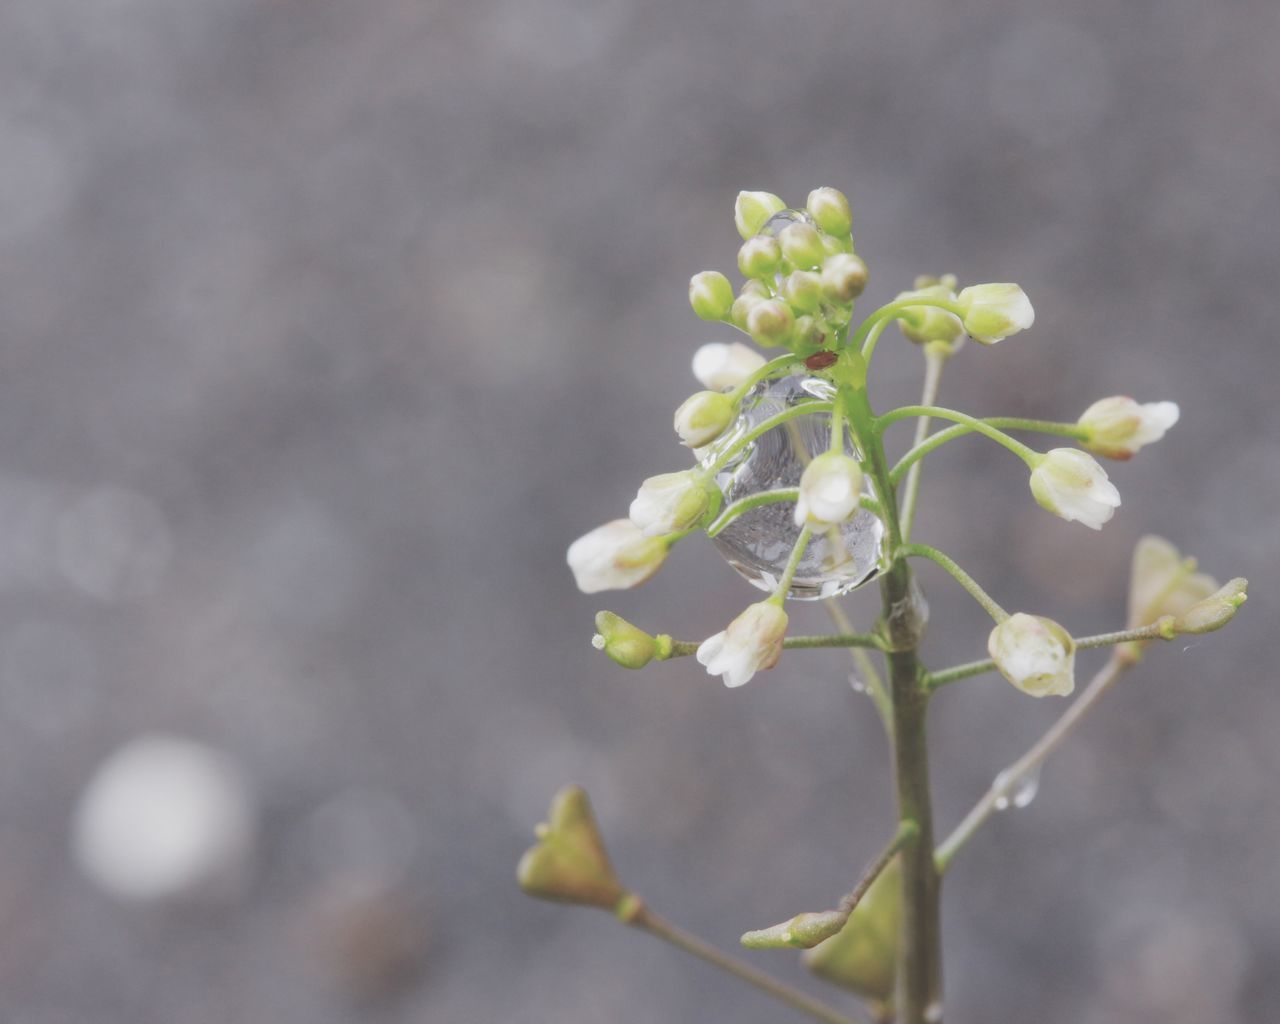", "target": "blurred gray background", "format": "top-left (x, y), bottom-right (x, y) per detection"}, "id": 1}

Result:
top-left (1, 0), bottom-right (1277, 1021)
